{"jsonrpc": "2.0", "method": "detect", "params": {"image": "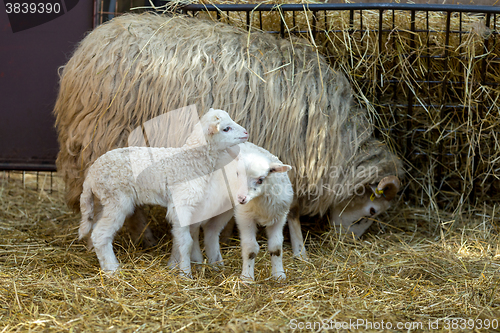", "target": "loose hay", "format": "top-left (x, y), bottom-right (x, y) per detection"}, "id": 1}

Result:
top-left (1, 174), bottom-right (499, 332)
